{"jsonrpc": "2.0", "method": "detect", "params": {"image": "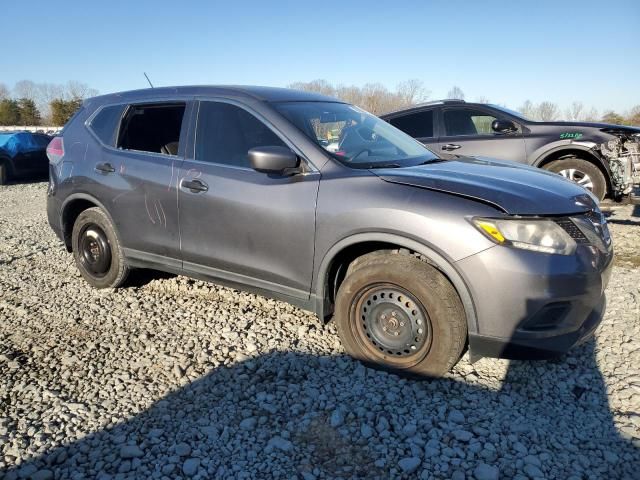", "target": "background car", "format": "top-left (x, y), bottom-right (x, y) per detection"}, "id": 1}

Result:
top-left (0, 131), bottom-right (52, 185)
top-left (381, 100), bottom-right (640, 202)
